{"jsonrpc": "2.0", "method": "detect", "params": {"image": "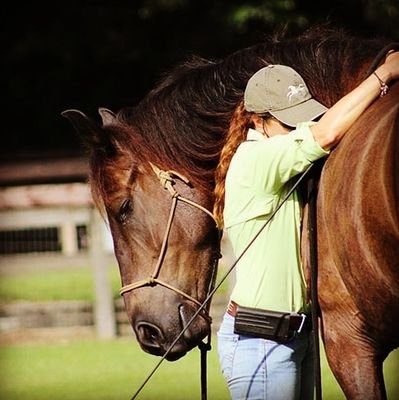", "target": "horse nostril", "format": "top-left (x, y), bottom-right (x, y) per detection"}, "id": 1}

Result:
top-left (135, 320), bottom-right (188, 361)
top-left (136, 322), bottom-right (163, 348)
